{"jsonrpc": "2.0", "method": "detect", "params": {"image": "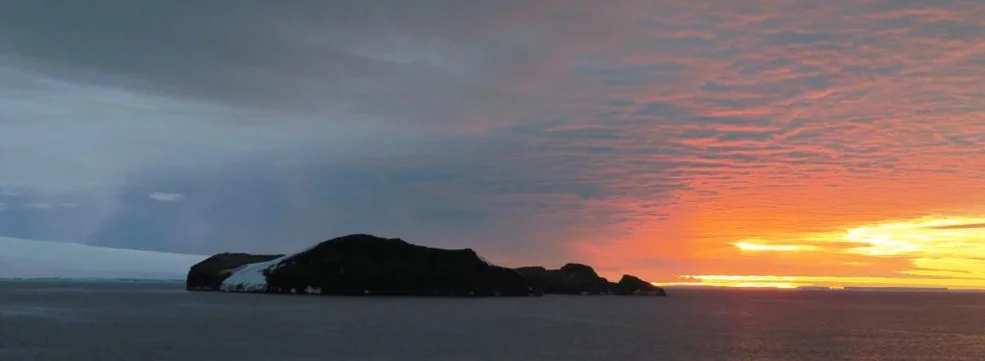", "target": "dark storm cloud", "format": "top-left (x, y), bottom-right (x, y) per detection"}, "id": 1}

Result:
top-left (0, 0), bottom-right (634, 129)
